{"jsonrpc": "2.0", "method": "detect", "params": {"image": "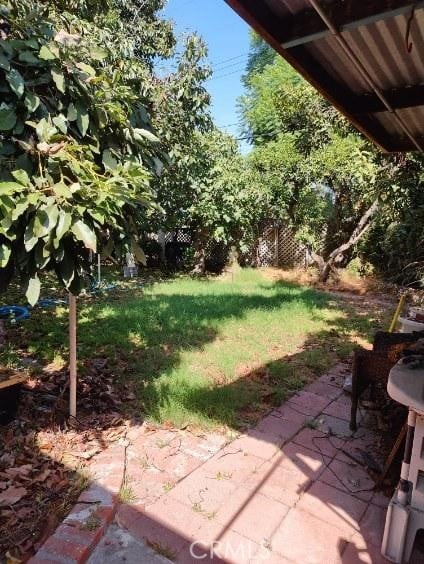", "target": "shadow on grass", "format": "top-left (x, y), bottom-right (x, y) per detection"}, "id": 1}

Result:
top-left (2, 274), bottom-right (390, 432)
top-left (0, 274), bottom-right (398, 561)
